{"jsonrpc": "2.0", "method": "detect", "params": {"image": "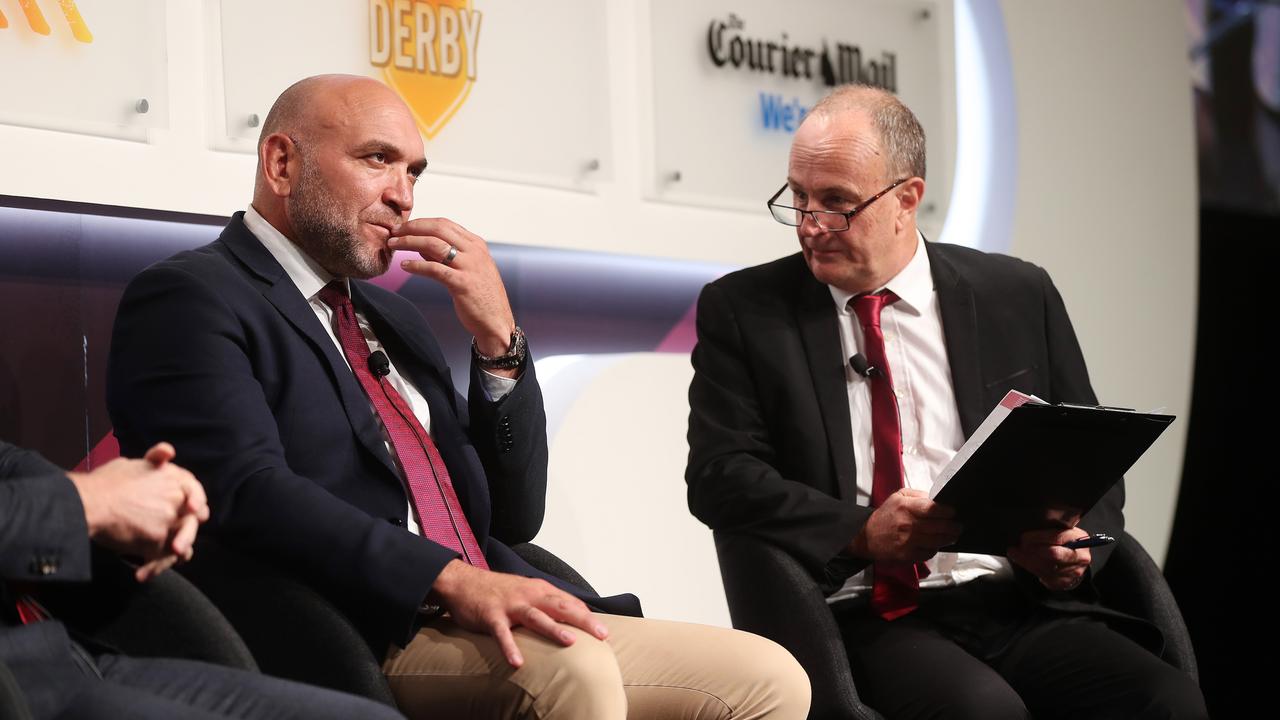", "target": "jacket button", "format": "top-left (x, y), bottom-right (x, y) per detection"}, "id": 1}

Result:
top-left (387, 517), bottom-right (404, 527)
